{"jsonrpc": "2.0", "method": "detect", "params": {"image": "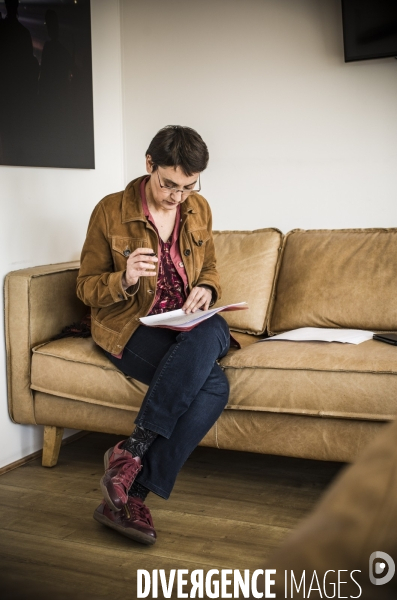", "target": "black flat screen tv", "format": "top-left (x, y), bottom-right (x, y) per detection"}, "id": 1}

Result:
top-left (342, 0), bottom-right (397, 62)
